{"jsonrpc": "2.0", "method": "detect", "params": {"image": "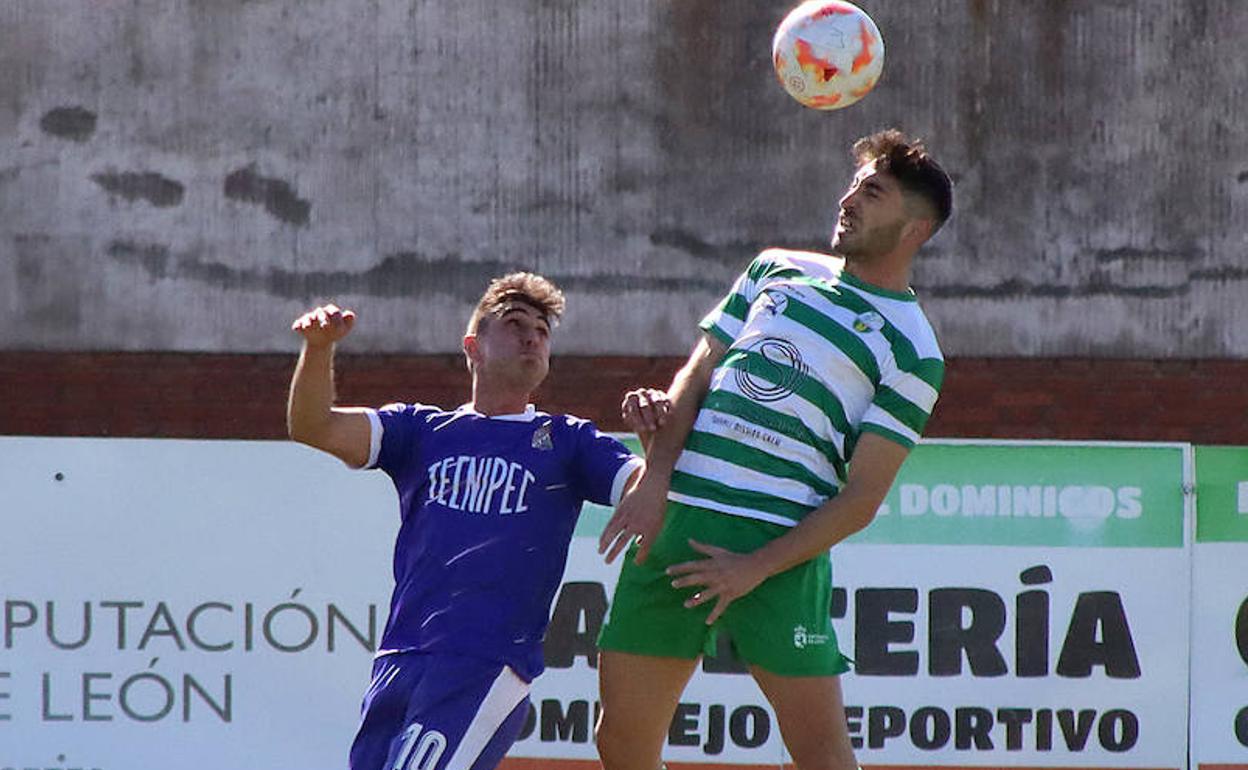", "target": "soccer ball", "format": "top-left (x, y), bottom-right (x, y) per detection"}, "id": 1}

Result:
top-left (772, 1), bottom-right (885, 110)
